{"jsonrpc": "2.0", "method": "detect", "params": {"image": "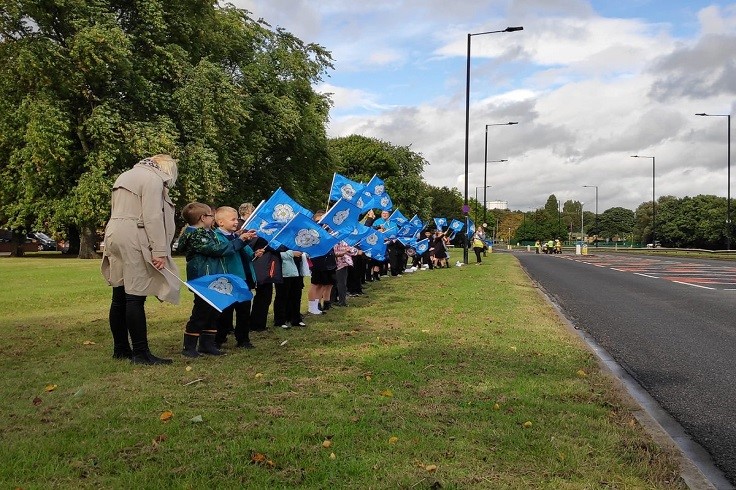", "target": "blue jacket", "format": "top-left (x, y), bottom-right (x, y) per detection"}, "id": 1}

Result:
top-left (177, 226), bottom-right (245, 280)
top-left (214, 228), bottom-right (257, 288)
